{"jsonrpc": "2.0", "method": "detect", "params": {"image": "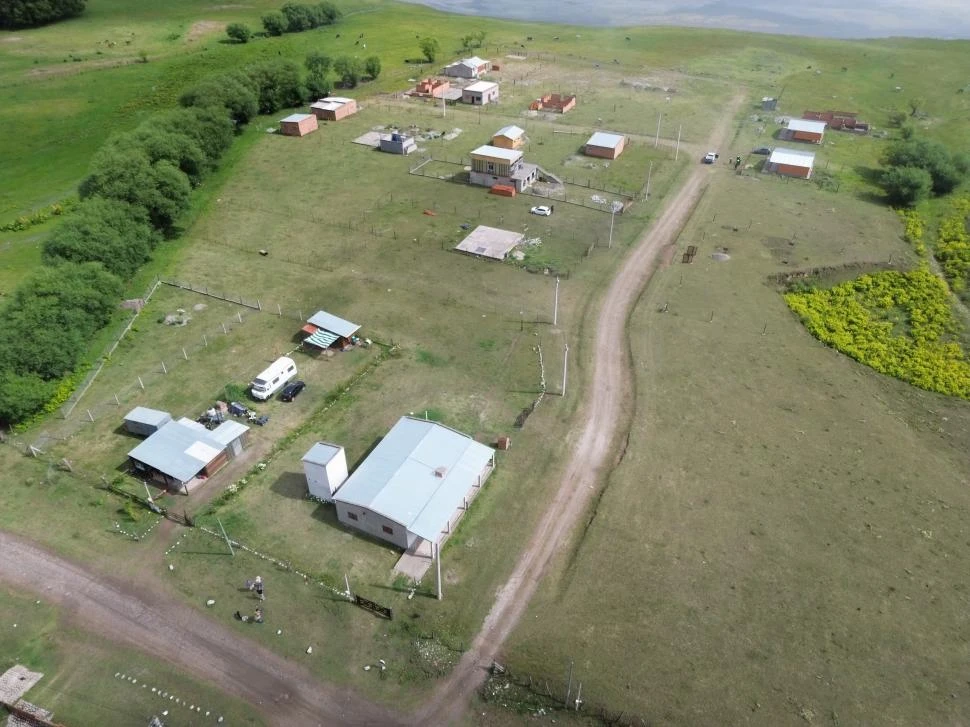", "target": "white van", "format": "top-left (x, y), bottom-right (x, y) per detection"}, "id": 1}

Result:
top-left (250, 356), bottom-right (297, 400)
